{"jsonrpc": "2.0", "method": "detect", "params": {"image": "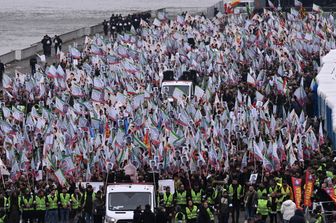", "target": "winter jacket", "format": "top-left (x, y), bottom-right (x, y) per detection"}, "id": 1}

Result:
top-left (289, 209), bottom-right (305, 223)
top-left (280, 199), bottom-right (296, 221)
top-left (141, 209), bottom-right (155, 223)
